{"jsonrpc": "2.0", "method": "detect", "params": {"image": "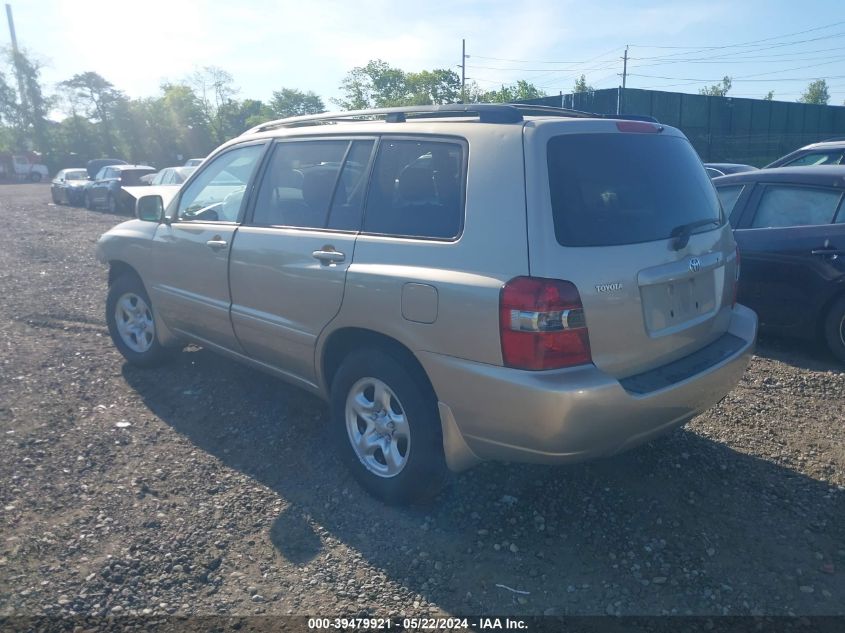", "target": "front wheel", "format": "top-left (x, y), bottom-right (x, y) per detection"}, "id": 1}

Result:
top-left (30, 172), bottom-right (42, 183)
top-left (85, 192), bottom-right (95, 210)
top-left (823, 296), bottom-right (845, 364)
top-left (107, 193), bottom-right (118, 214)
top-left (106, 274), bottom-right (175, 367)
top-left (330, 349), bottom-right (448, 504)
